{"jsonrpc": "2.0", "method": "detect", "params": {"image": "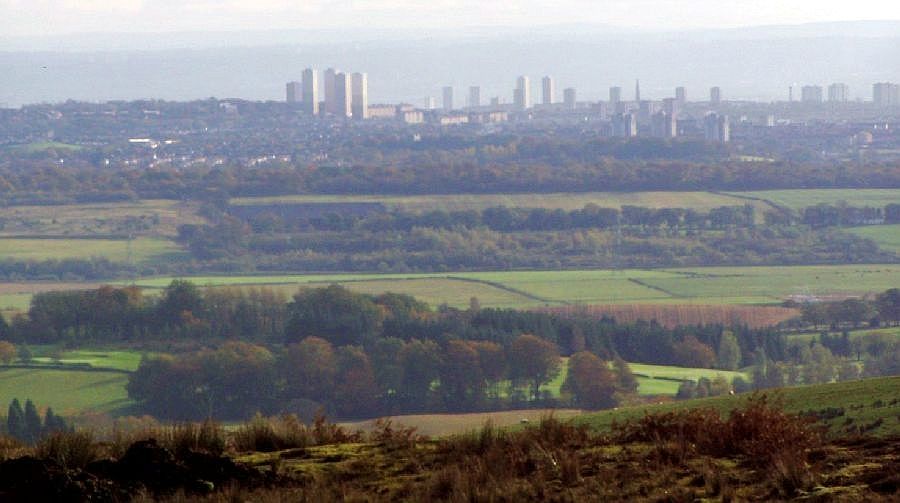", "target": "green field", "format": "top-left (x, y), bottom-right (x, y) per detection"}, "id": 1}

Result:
top-left (577, 376), bottom-right (900, 437)
top-left (231, 191), bottom-right (771, 213)
top-left (29, 348), bottom-right (145, 372)
top-left (846, 224), bottom-right (900, 255)
top-left (538, 358), bottom-right (748, 398)
top-left (7, 141), bottom-right (84, 153)
top-left (0, 368), bottom-right (132, 416)
top-left (729, 189), bottom-right (900, 210)
top-left (0, 237), bottom-right (185, 263)
top-left (788, 326), bottom-right (900, 345)
top-left (127, 264), bottom-right (900, 309)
